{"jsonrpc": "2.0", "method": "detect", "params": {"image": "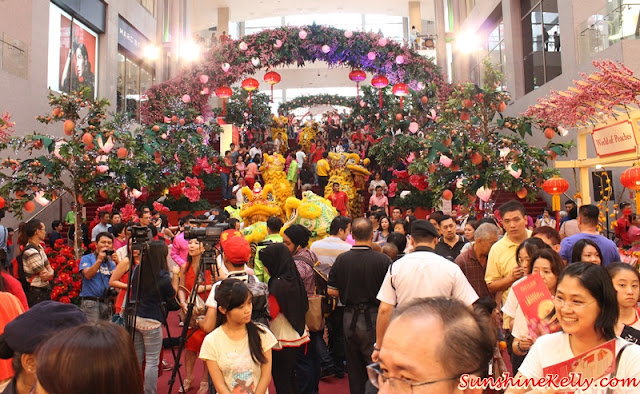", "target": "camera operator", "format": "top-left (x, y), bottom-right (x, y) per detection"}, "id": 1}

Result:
top-left (79, 232), bottom-right (119, 322)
